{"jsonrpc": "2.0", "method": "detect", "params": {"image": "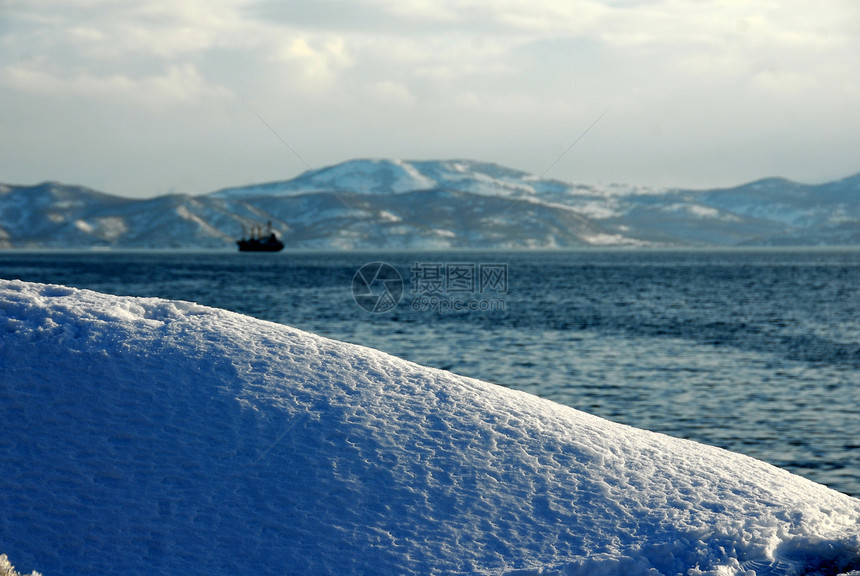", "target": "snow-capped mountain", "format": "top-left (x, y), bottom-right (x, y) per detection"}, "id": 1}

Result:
top-left (210, 159), bottom-right (564, 199)
top-left (1, 160), bottom-right (859, 249)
